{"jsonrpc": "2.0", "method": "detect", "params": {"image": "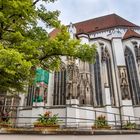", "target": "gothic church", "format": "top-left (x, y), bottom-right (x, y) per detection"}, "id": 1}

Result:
top-left (17, 14), bottom-right (140, 125)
